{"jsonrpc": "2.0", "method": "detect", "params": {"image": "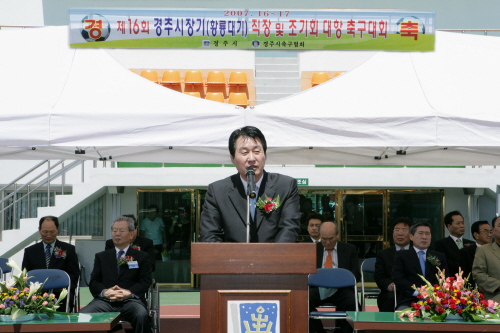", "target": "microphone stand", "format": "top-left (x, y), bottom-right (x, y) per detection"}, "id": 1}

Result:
top-left (246, 169), bottom-right (256, 243)
top-left (246, 194), bottom-right (251, 243)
